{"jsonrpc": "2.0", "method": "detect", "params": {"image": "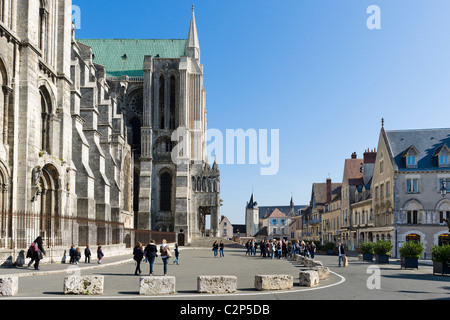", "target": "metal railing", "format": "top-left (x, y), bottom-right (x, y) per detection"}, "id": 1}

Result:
top-left (0, 211), bottom-right (175, 250)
